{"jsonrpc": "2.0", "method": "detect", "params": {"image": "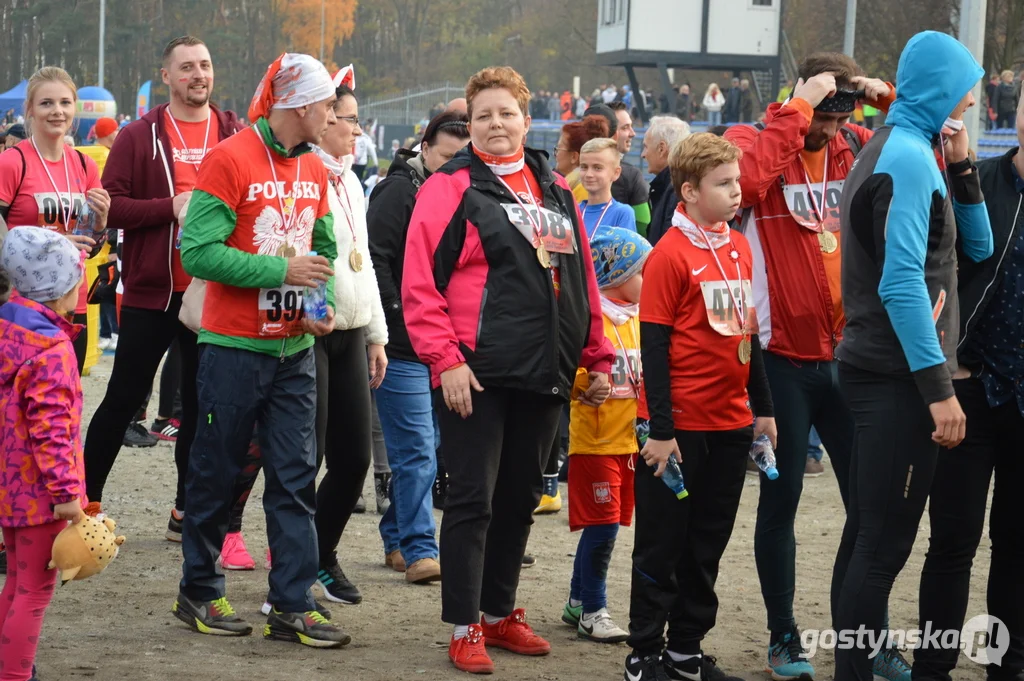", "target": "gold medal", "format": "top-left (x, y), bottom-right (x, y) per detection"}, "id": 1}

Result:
top-left (738, 336), bottom-right (752, 365)
top-left (536, 242), bottom-right (552, 269)
top-left (349, 249), bottom-right (363, 272)
top-left (818, 230), bottom-right (838, 254)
